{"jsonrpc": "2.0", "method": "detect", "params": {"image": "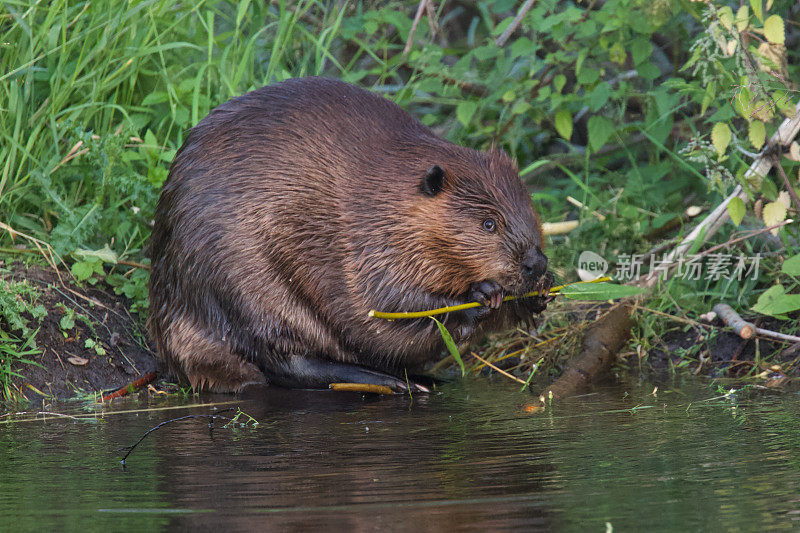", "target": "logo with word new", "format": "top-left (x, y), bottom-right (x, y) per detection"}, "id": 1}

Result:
top-left (577, 251), bottom-right (608, 281)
